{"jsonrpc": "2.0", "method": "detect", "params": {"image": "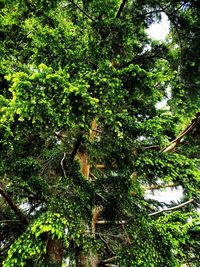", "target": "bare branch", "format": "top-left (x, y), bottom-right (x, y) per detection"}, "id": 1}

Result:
top-left (92, 129), bottom-right (102, 134)
top-left (102, 256), bottom-right (119, 263)
top-left (144, 182), bottom-right (176, 191)
top-left (96, 164), bottom-right (105, 169)
top-left (95, 199), bottom-right (194, 225)
top-left (0, 242), bottom-right (12, 254)
top-left (97, 220), bottom-right (126, 225)
top-left (144, 145), bottom-right (160, 151)
top-left (0, 187), bottom-right (29, 225)
top-left (161, 113), bottom-right (200, 153)
top-left (68, 0), bottom-right (96, 23)
top-left (0, 219), bottom-right (20, 224)
top-left (95, 192), bottom-right (108, 202)
top-left (149, 199), bottom-right (194, 216)
top-left (61, 152), bottom-right (67, 177)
